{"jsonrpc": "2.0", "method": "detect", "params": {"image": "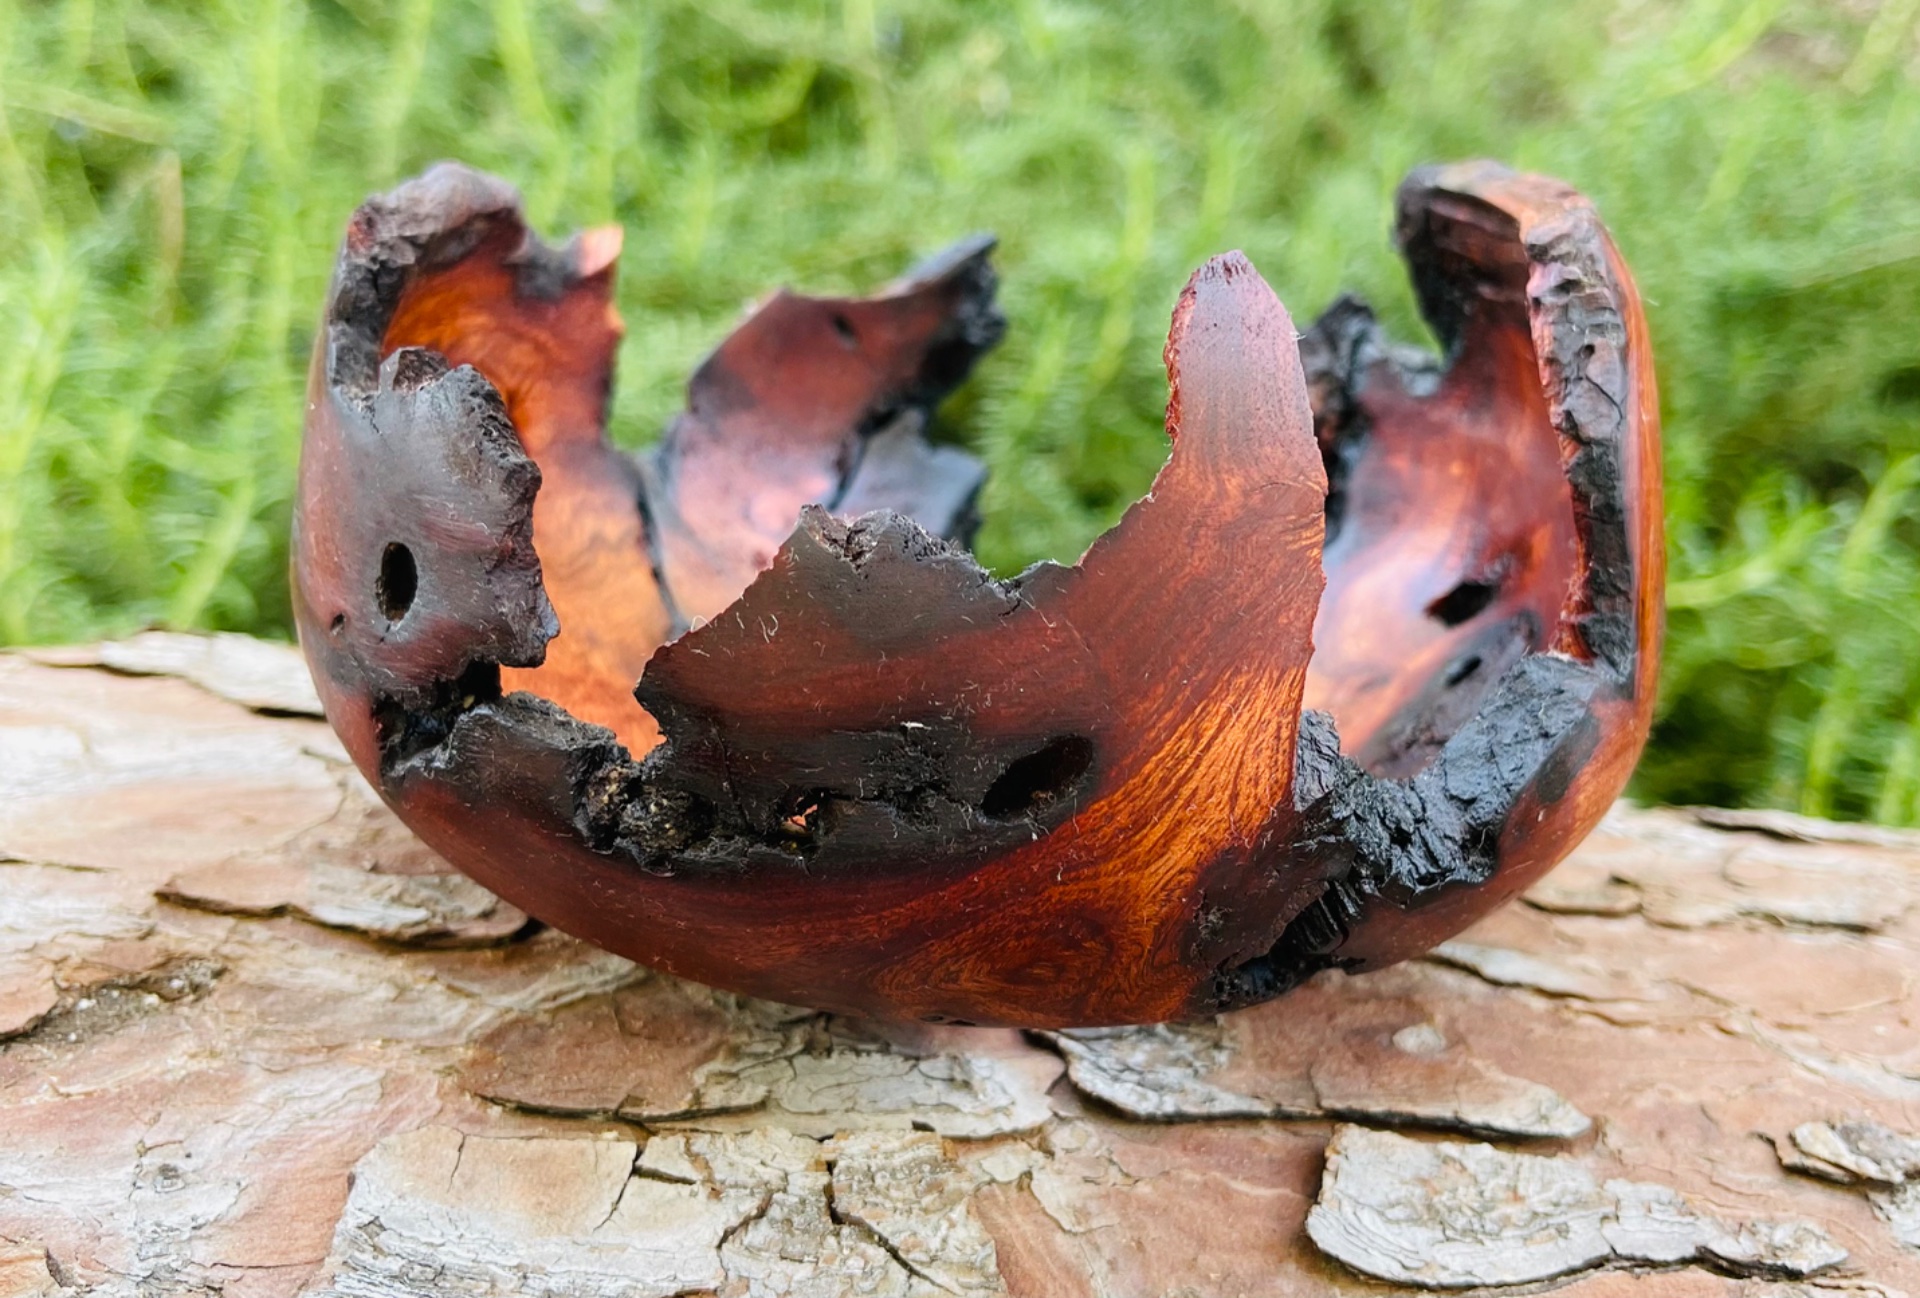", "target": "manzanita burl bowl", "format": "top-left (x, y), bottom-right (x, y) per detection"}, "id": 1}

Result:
top-left (293, 160), bottom-right (1661, 1028)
